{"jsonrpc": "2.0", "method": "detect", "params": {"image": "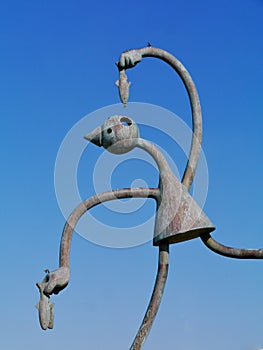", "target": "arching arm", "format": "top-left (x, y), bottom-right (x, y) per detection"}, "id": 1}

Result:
top-left (40, 187), bottom-right (160, 297)
top-left (117, 46), bottom-right (202, 190)
top-left (61, 187), bottom-right (169, 349)
top-left (116, 47), bottom-right (201, 349)
top-left (59, 187), bottom-right (159, 268)
top-left (117, 46), bottom-right (263, 260)
top-left (36, 187), bottom-right (168, 340)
